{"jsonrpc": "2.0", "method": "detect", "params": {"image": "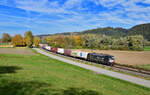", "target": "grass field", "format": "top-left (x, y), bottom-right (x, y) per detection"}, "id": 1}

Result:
top-left (139, 64), bottom-right (150, 70)
top-left (144, 46), bottom-right (150, 51)
top-left (0, 49), bottom-right (150, 95)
